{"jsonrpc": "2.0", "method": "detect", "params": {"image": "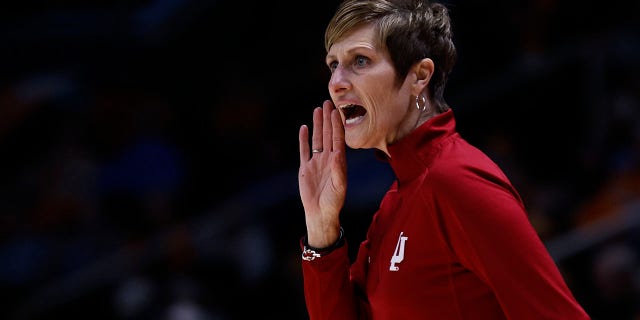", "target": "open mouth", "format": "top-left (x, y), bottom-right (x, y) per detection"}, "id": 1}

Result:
top-left (341, 104), bottom-right (367, 125)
